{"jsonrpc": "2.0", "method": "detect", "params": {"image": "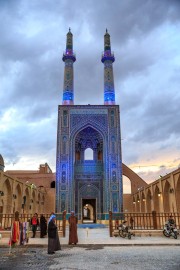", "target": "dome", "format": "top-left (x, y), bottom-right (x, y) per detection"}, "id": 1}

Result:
top-left (0, 154), bottom-right (5, 171)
